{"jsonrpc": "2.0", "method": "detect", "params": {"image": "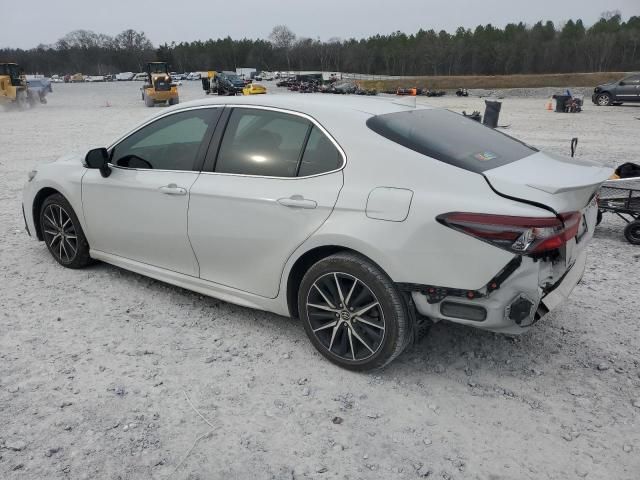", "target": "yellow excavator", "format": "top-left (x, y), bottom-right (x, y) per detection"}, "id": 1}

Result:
top-left (141, 62), bottom-right (179, 107)
top-left (0, 62), bottom-right (29, 107)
